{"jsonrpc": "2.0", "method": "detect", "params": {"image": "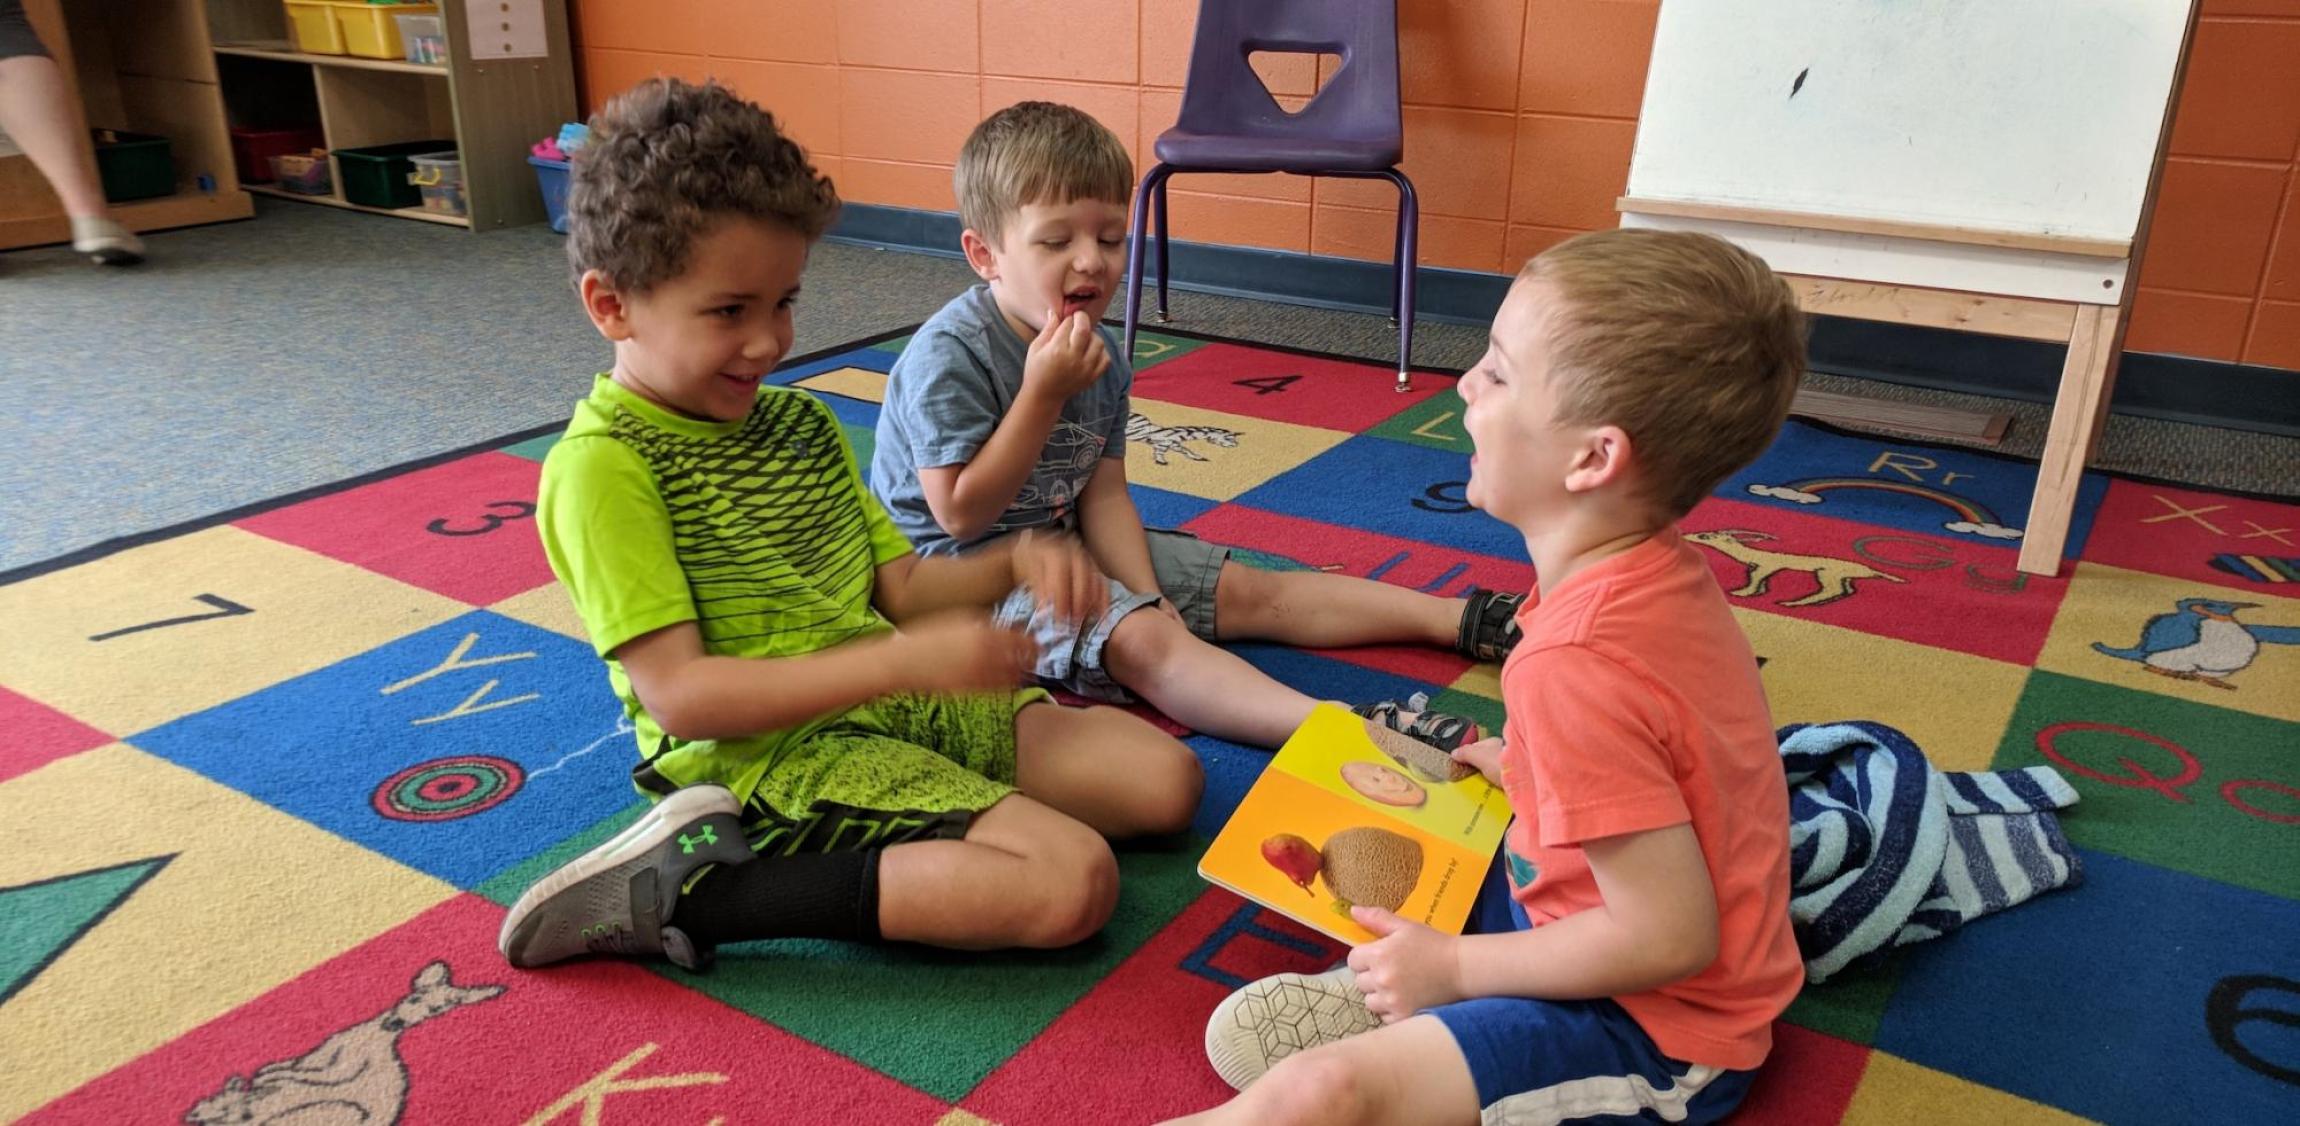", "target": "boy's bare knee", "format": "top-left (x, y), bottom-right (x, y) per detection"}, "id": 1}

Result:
top-left (1256, 1050), bottom-right (1377, 1126)
top-left (1143, 739), bottom-right (1204, 834)
top-left (1020, 828), bottom-right (1119, 948)
top-left (1213, 561), bottom-right (1273, 626)
top-left (1105, 604), bottom-right (1185, 675)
